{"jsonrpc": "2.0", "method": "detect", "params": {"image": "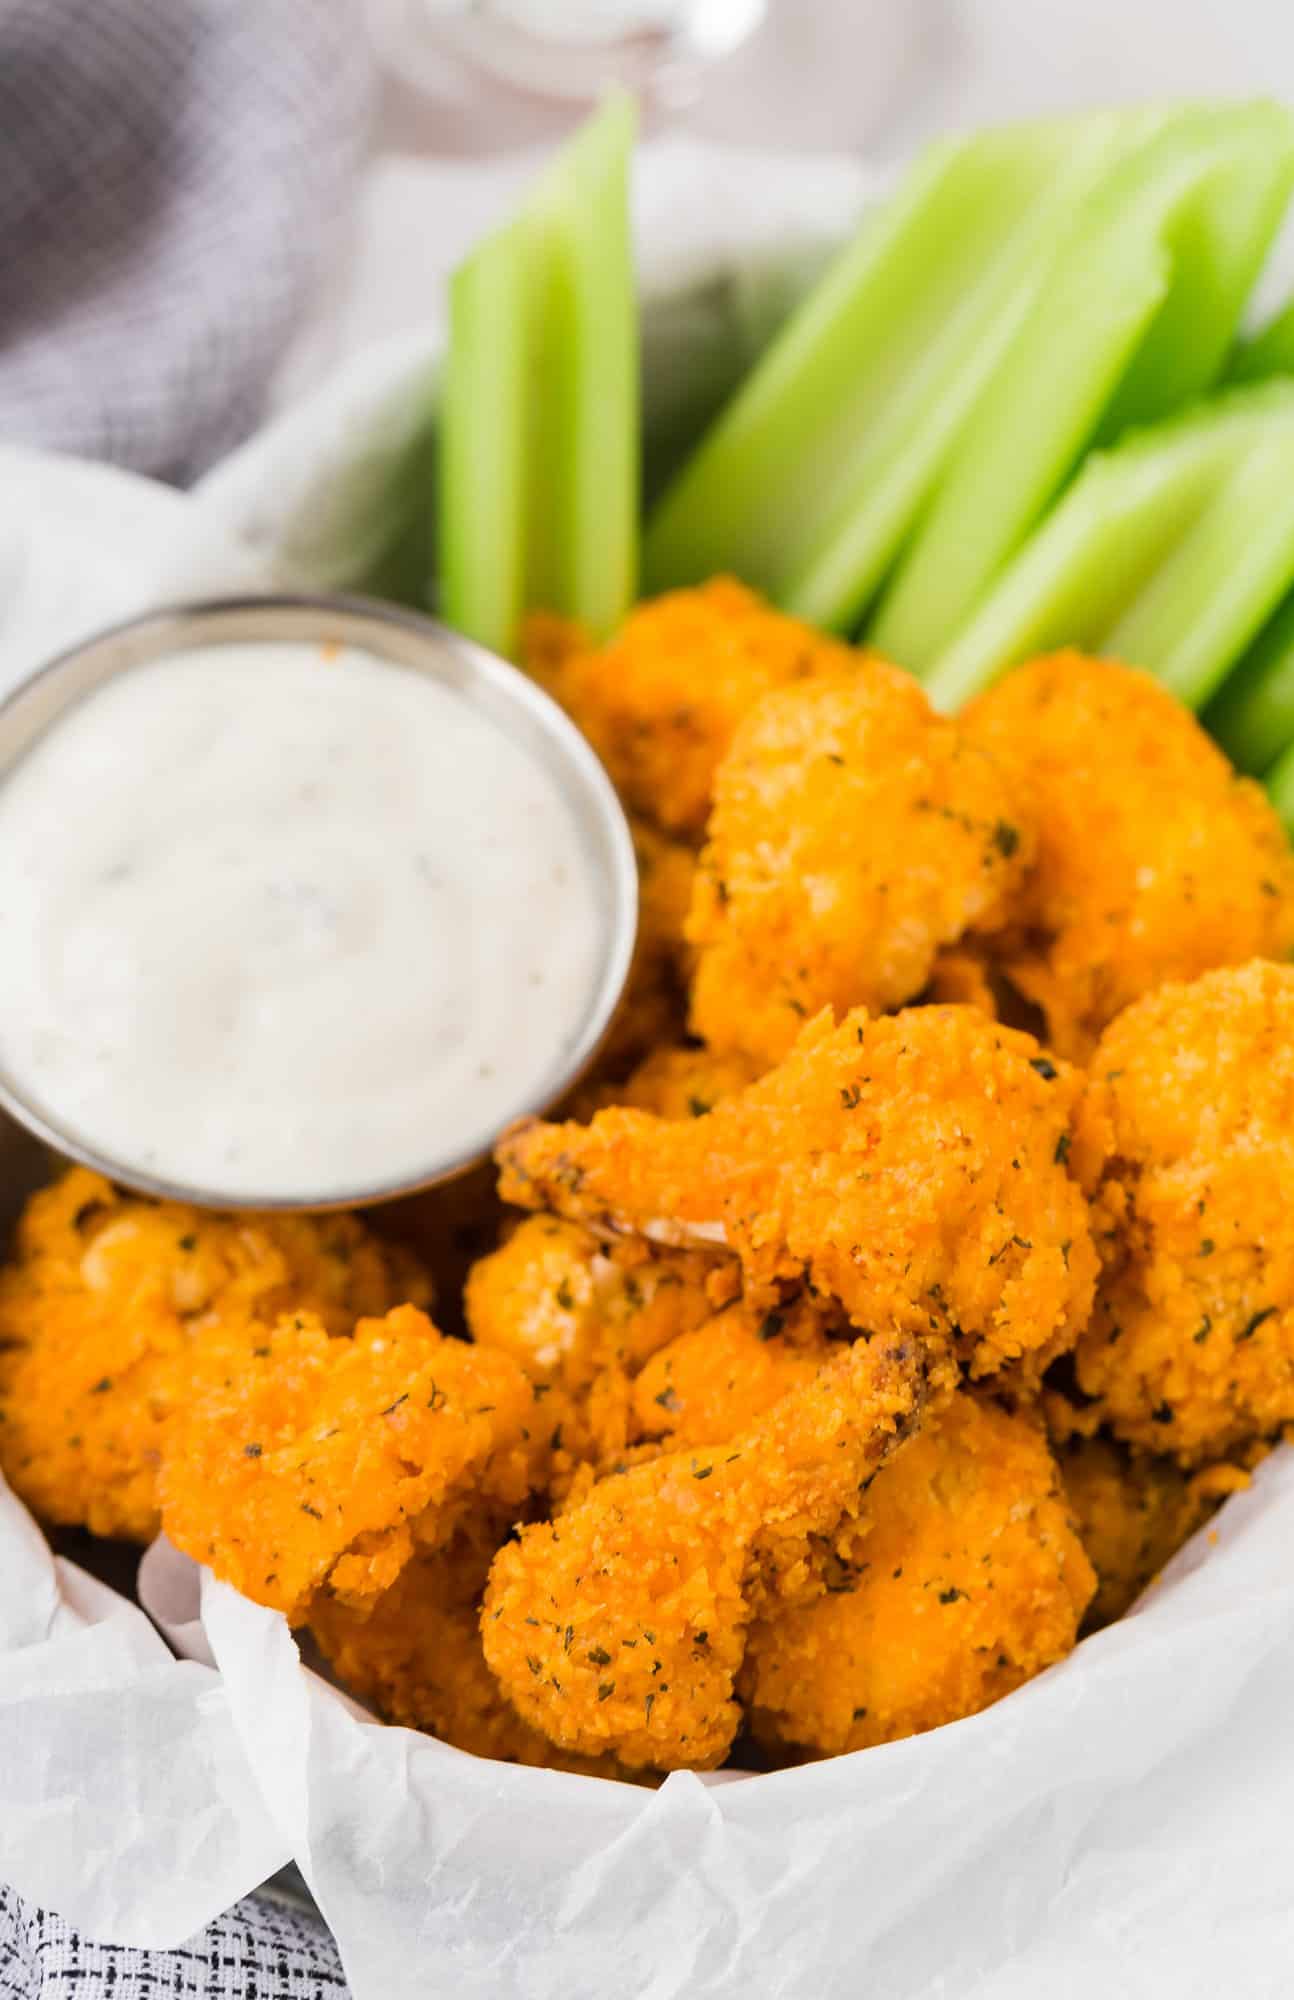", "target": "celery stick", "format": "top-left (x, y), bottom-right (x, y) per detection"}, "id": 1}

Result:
top-left (642, 112), bottom-right (1152, 627)
top-left (1228, 294), bottom-right (1294, 383)
top-left (527, 91), bottom-right (638, 638)
top-left (921, 380), bottom-right (1294, 710)
top-left (440, 219), bottom-right (530, 657)
top-left (1204, 594), bottom-right (1294, 771)
top-left (1110, 434), bottom-right (1294, 706)
top-left (1266, 739), bottom-right (1294, 832)
top-left (438, 95), bottom-right (637, 655)
top-left (872, 103), bottom-right (1294, 673)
